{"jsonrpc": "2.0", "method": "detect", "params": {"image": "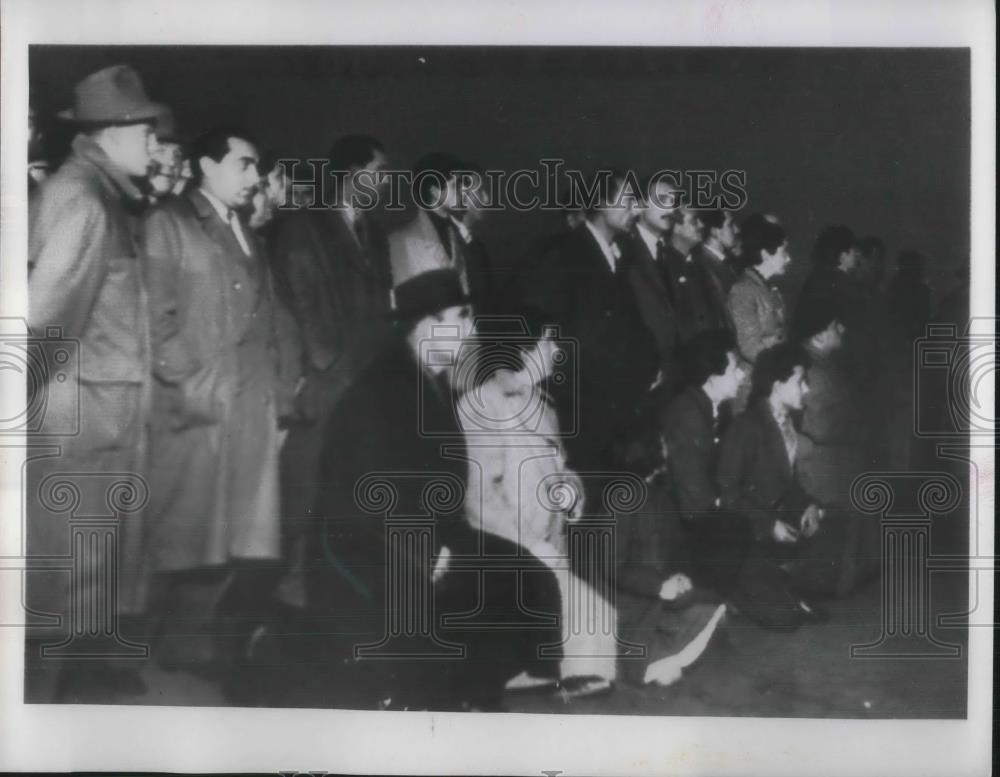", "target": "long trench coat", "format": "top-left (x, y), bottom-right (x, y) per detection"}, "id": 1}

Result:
top-left (26, 133), bottom-right (152, 629)
top-left (143, 189), bottom-right (298, 571)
